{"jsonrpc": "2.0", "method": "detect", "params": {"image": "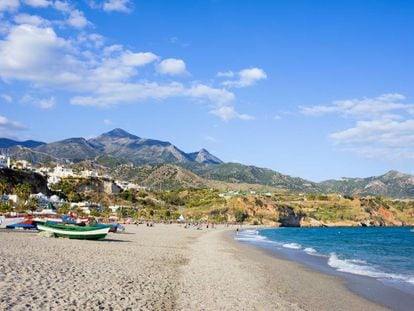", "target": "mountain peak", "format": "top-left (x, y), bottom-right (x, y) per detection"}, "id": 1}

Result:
top-left (383, 170), bottom-right (408, 179)
top-left (102, 128), bottom-right (138, 139)
top-left (189, 148), bottom-right (223, 164)
top-left (0, 138), bottom-right (45, 149)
